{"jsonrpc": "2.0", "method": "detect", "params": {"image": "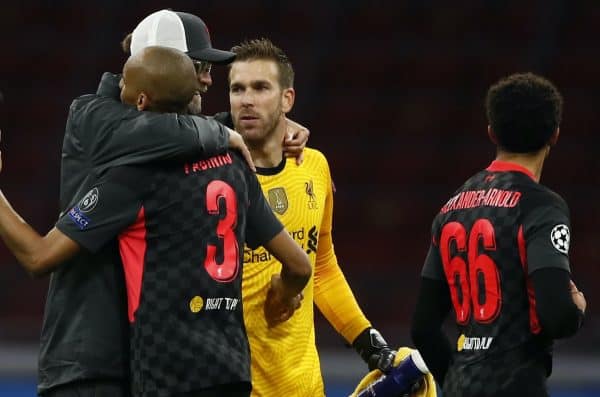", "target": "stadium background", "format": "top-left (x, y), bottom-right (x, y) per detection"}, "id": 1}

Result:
top-left (0, 1), bottom-right (598, 396)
